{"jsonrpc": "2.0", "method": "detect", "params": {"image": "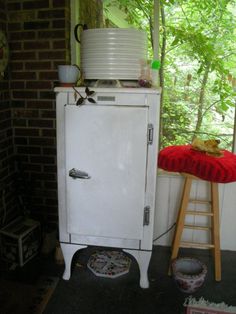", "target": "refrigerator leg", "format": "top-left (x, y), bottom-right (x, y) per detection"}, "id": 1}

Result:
top-left (60, 243), bottom-right (87, 280)
top-left (123, 249), bottom-right (152, 289)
